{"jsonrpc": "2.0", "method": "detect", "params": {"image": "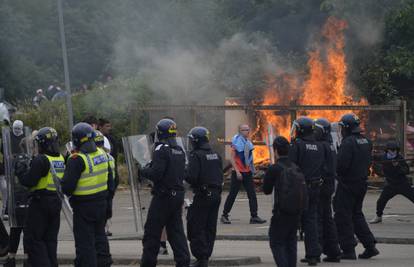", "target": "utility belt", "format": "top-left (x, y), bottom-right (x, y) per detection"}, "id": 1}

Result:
top-left (152, 187), bottom-right (184, 197)
top-left (306, 178), bottom-right (323, 187)
top-left (194, 184), bottom-right (222, 195)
